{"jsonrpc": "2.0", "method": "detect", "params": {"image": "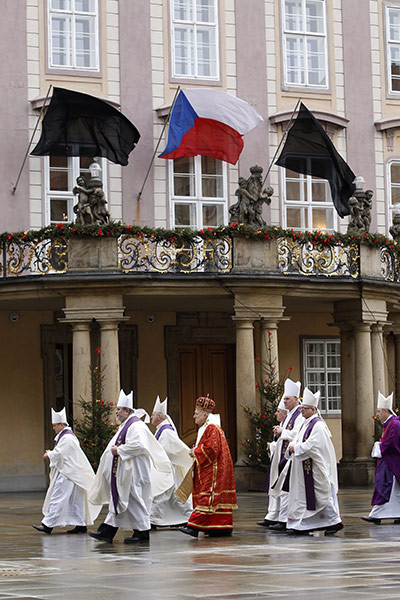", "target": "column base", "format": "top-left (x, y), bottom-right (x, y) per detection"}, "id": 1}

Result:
top-left (338, 458), bottom-right (376, 487)
top-left (234, 465), bottom-right (267, 492)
